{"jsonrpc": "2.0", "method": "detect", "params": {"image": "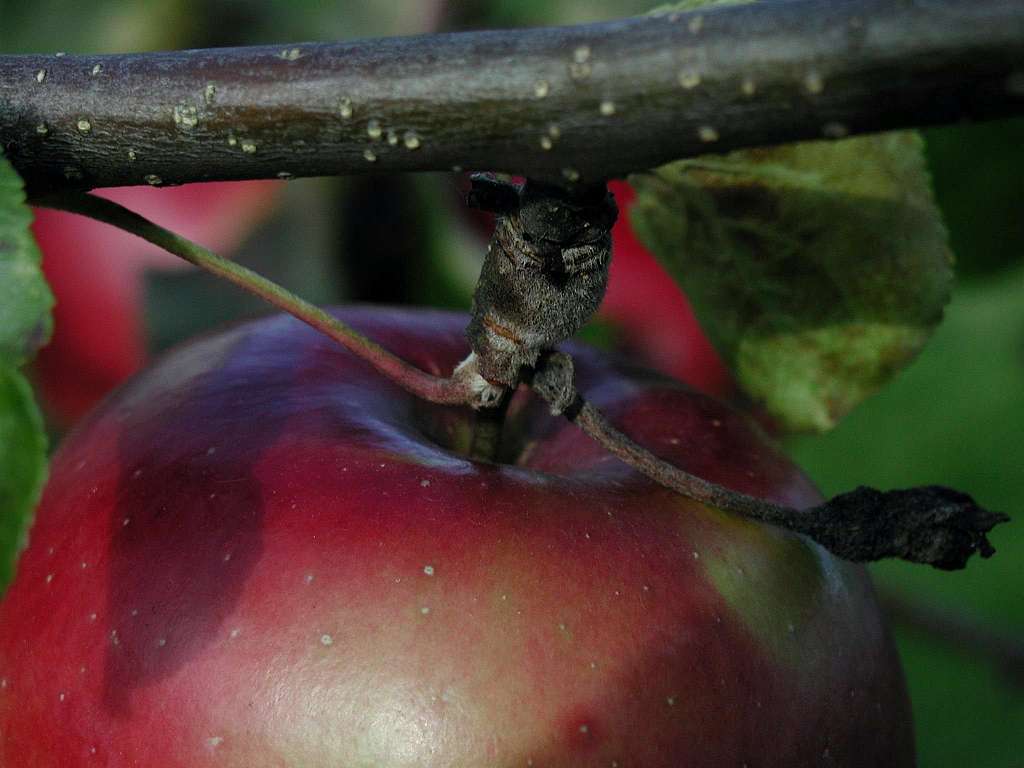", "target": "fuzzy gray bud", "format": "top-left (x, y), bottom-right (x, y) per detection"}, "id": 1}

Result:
top-left (465, 176), bottom-right (617, 386)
